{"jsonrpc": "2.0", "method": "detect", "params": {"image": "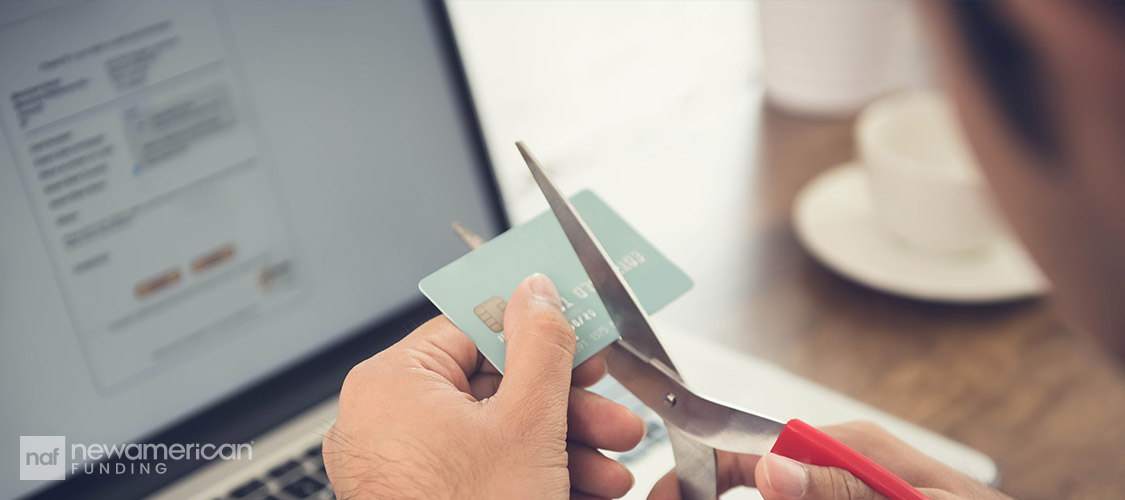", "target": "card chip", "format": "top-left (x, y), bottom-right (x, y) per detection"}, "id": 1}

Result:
top-left (473, 296), bottom-right (507, 333)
